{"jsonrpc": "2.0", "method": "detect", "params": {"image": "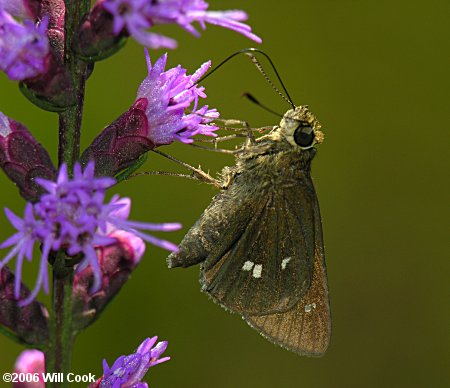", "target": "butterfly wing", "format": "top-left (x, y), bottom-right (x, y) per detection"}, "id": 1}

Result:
top-left (200, 180), bottom-right (317, 316)
top-left (244, 195), bottom-right (331, 356)
top-left (167, 185), bottom-right (258, 269)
